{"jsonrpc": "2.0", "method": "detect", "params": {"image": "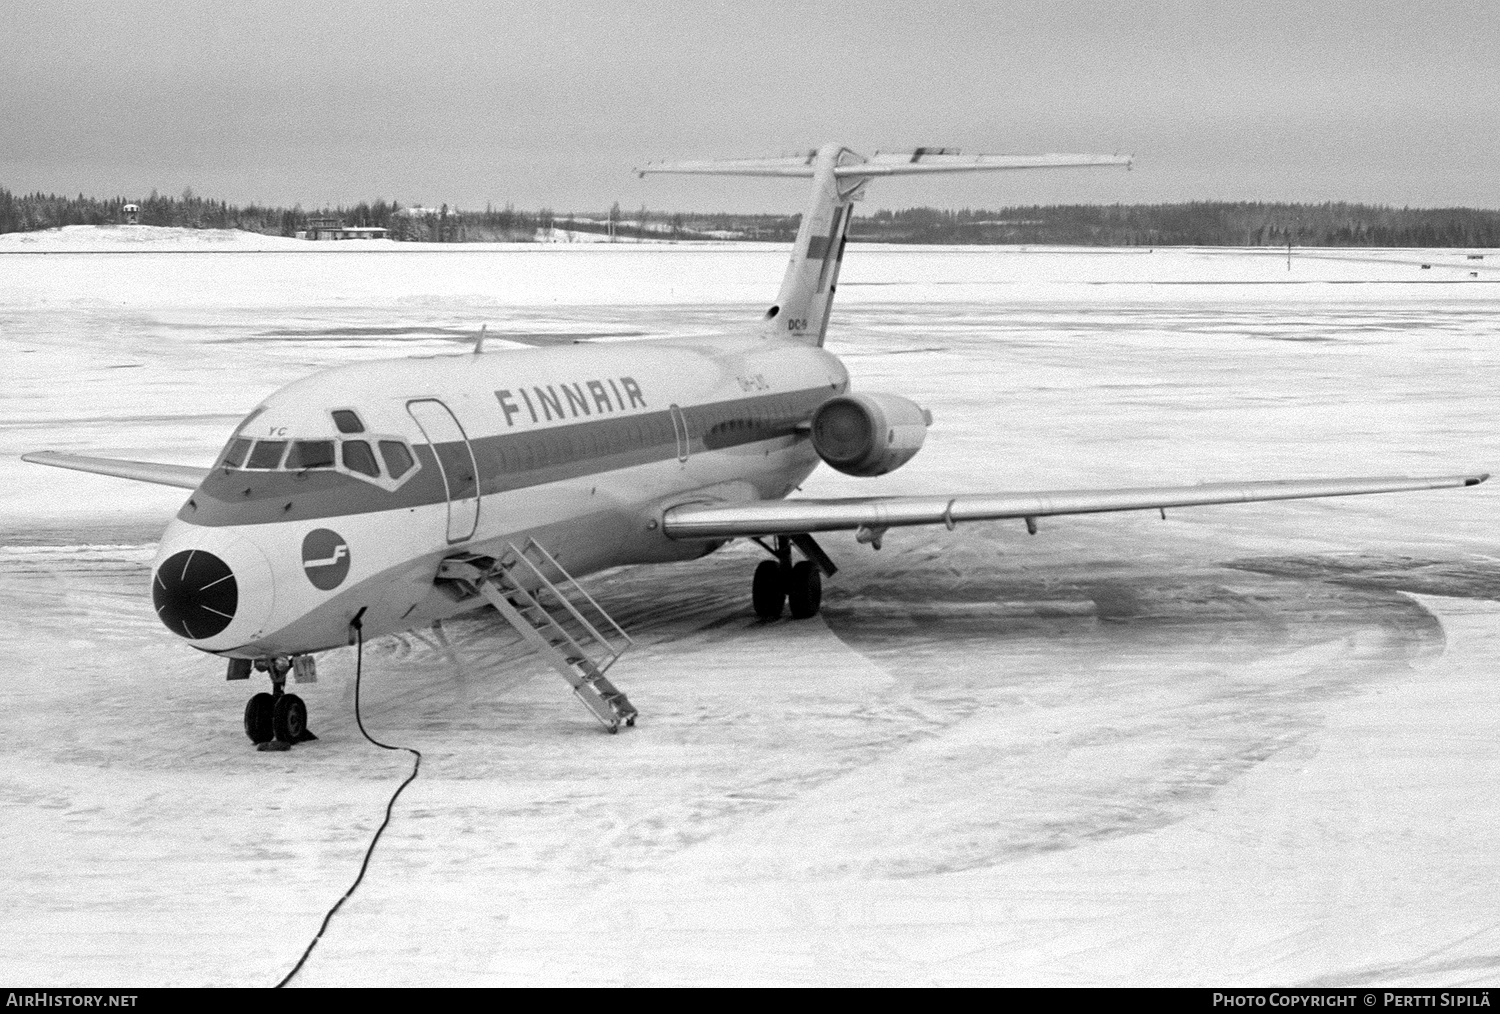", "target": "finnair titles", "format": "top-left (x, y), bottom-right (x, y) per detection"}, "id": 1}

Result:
top-left (494, 375), bottom-right (649, 426)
